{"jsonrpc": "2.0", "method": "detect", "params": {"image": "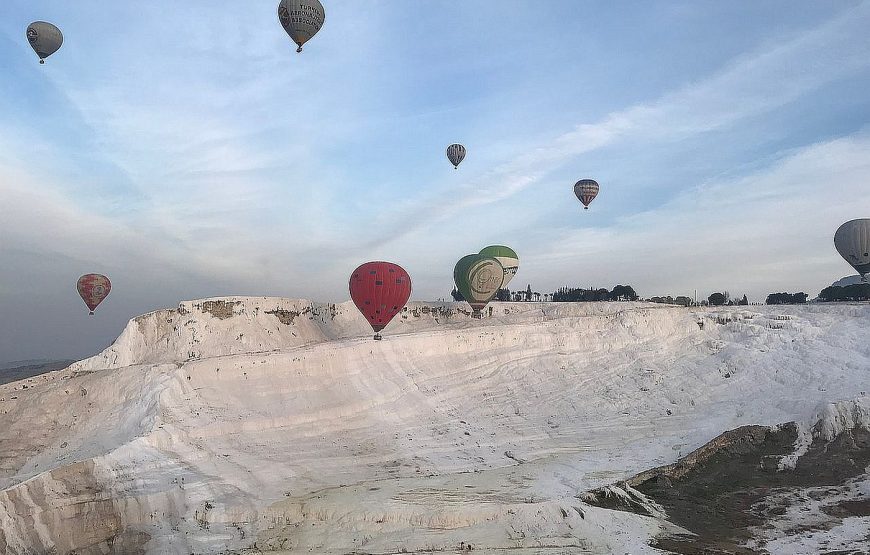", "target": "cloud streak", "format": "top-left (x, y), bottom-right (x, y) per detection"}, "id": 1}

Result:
top-left (369, 3), bottom-right (870, 245)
